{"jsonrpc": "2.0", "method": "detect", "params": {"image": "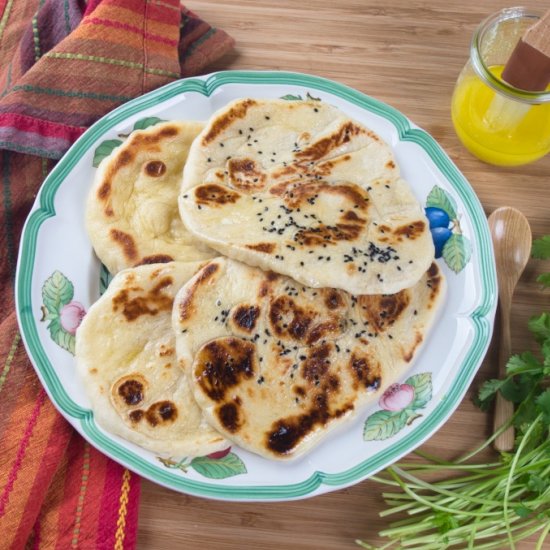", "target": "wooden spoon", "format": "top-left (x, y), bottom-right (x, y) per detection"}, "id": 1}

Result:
top-left (488, 207), bottom-right (532, 452)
